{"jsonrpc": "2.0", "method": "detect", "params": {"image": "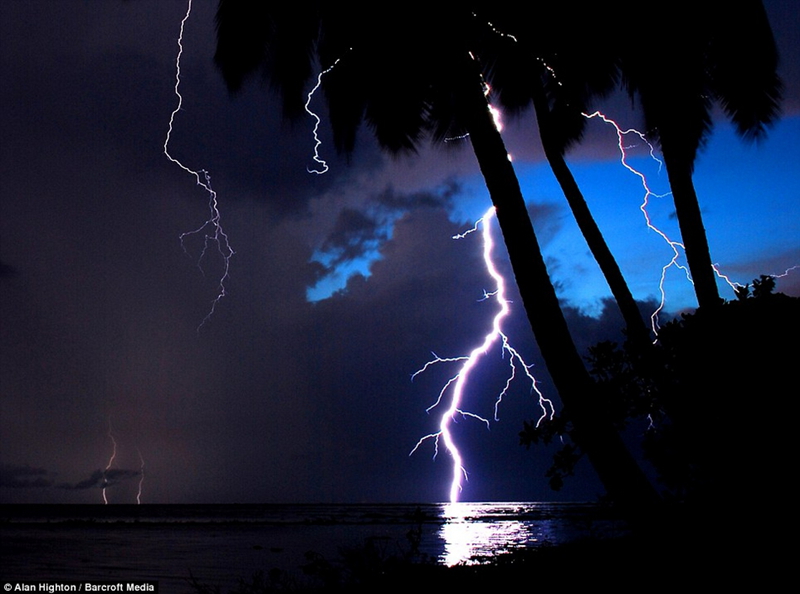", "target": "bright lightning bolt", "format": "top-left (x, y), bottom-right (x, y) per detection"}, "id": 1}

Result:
top-left (481, 82), bottom-right (504, 133)
top-left (445, 54), bottom-right (505, 147)
top-left (411, 207), bottom-right (553, 503)
top-left (165, 0), bottom-right (234, 332)
top-left (305, 54), bottom-right (349, 174)
top-left (717, 264), bottom-right (799, 291)
top-left (711, 263), bottom-right (744, 292)
top-left (774, 265), bottom-right (800, 280)
top-left (478, 14), bottom-right (518, 43)
top-left (583, 111), bottom-right (691, 335)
